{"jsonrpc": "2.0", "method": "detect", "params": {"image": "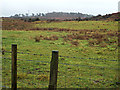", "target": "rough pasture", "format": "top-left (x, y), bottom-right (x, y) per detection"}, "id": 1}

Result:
top-left (2, 20), bottom-right (119, 88)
